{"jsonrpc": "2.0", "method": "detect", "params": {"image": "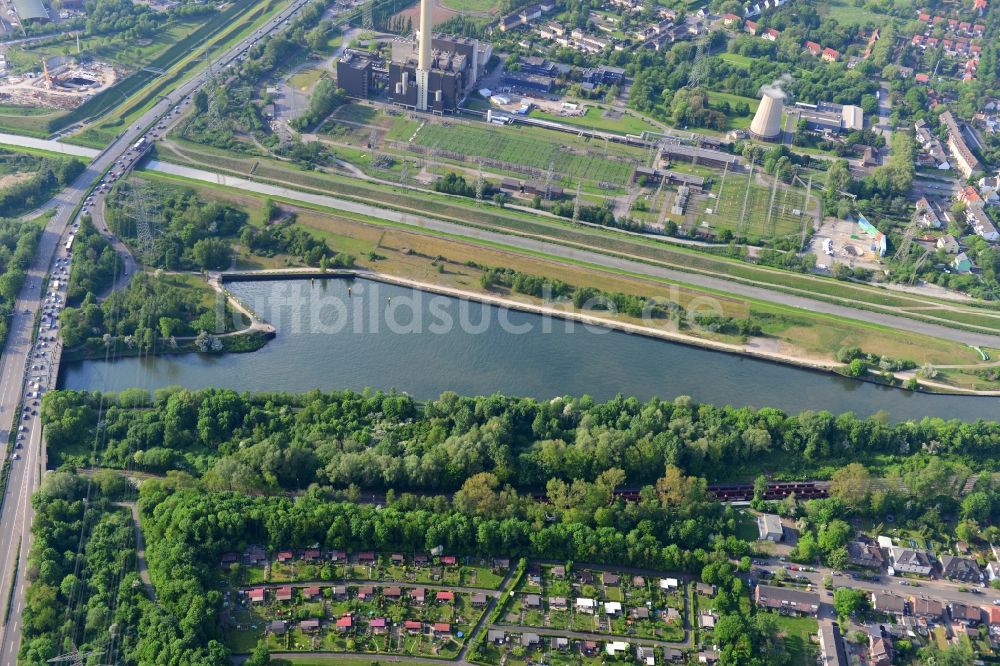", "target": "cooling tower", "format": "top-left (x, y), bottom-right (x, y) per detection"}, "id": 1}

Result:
top-left (749, 91), bottom-right (783, 141)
